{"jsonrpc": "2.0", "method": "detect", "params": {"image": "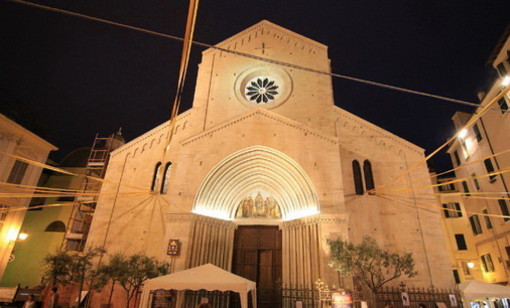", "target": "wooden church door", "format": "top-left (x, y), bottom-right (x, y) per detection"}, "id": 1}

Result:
top-left (232, 226), bottom-right (282, 308)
